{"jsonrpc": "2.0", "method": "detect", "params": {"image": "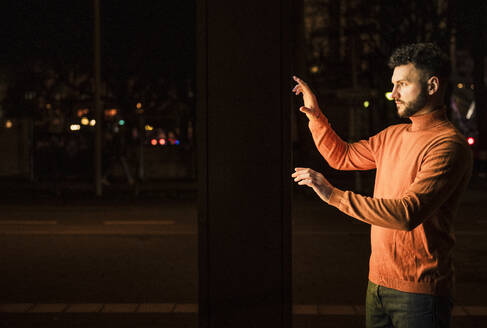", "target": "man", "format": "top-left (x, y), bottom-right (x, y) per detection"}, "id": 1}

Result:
top-left (291, 43), bottom-right (472, 327)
